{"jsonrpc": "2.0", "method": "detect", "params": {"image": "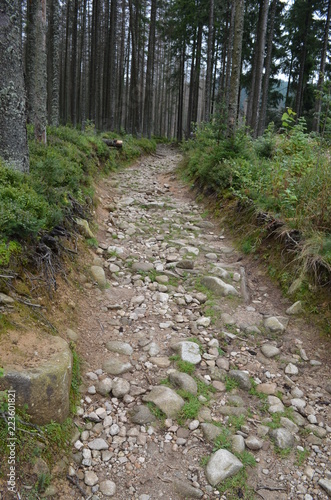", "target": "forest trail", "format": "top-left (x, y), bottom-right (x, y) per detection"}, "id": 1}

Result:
top-left (59, 145), bottom-right (331, 500)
